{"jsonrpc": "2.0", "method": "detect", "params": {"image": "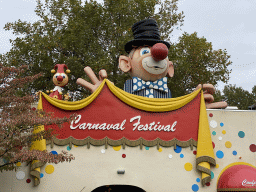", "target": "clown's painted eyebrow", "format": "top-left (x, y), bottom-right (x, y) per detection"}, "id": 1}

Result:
top-left (128, 46), bottom-right (151, 59)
